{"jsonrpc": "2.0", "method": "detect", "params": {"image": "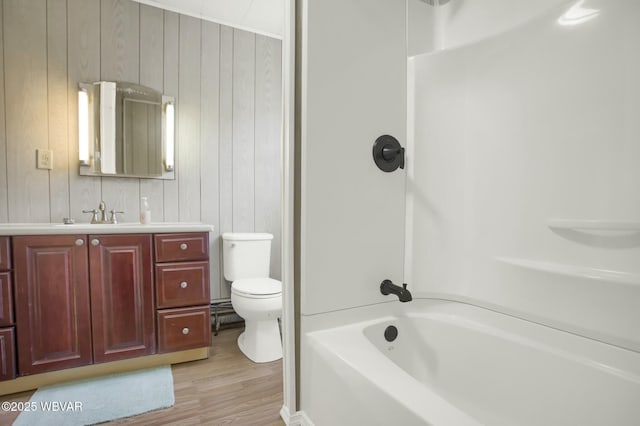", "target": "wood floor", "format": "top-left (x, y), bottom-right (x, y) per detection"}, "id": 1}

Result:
top-left (0, 327), bottom-right (285, 426)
